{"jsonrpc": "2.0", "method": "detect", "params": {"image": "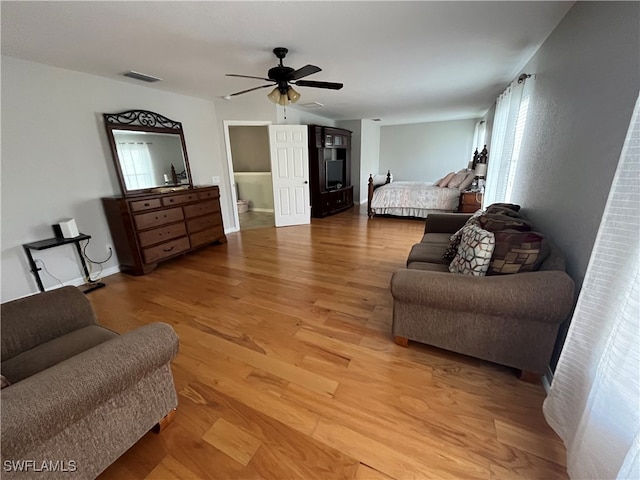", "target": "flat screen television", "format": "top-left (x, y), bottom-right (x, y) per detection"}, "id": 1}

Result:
top-left (326, 160), bottom-right (344, 189)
